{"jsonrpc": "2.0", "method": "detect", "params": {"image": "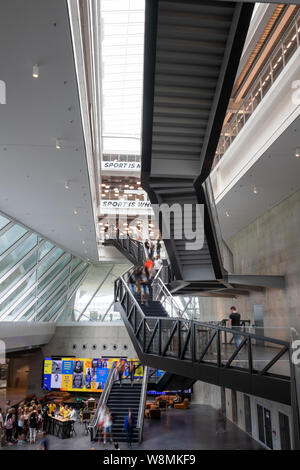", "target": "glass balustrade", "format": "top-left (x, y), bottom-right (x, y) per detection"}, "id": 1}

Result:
top-left (214, 11), bottom-right (300, 166)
